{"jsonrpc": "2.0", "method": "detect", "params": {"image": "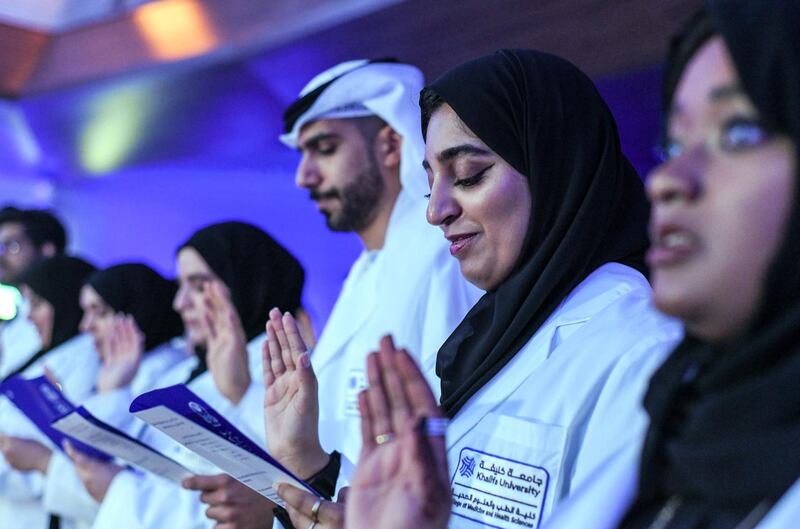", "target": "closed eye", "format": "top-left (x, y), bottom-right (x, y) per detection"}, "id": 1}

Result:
top-left (455, 164), bottom-right (494, 188)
